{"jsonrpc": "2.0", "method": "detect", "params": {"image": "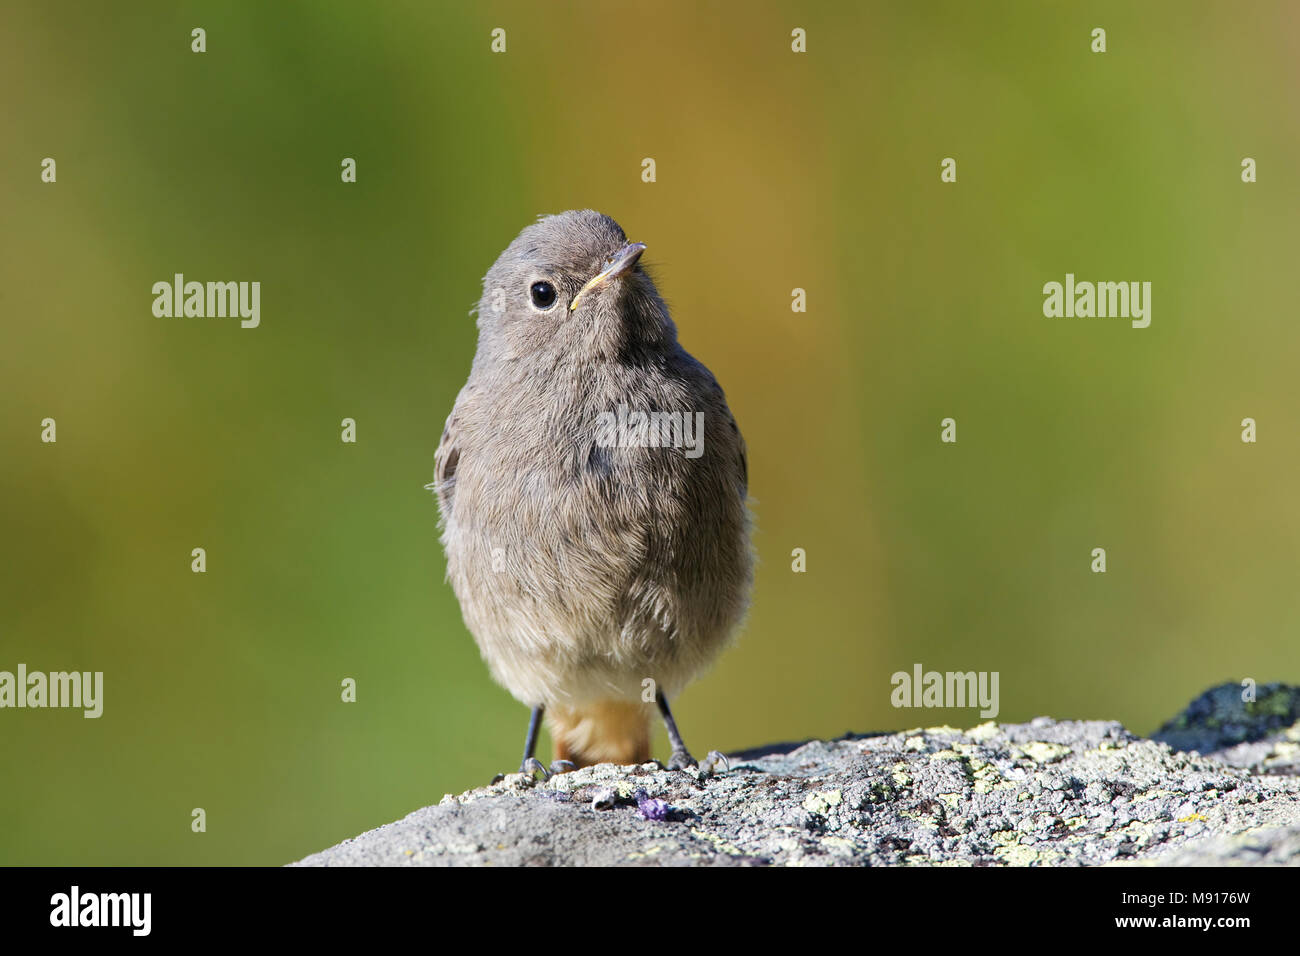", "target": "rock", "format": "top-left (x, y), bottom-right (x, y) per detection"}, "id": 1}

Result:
top-left (1120, 822), bottom-right (1300, 866)
top-left (1152, 681), bottom-right (1300, 775)
top-left (293, 684), bottom-right (1300, 867)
